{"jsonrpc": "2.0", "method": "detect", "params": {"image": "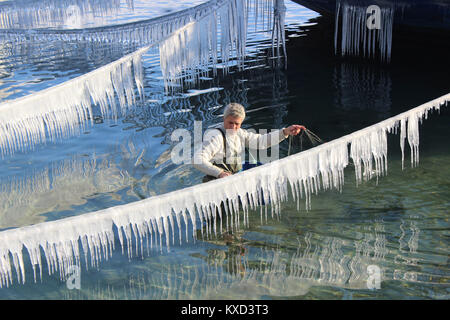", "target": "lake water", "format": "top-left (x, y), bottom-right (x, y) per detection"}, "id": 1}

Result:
top-left (0, 0), bottom-right (448, 300)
